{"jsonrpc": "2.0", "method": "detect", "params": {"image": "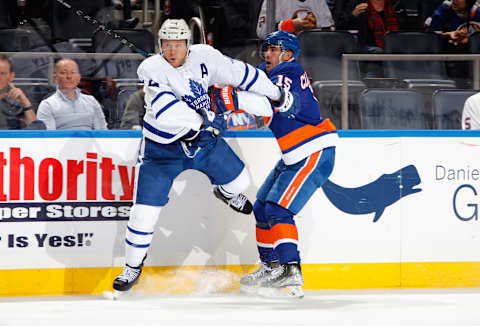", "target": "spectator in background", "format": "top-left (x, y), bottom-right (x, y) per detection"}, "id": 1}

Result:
top-left (256, 0), bottom-right (335, 39)
top-left (425, 0), bottom-right (480, 87)
top-left (462, 92), bottom-right (480, 129)
top-left (334, 0), bottom-right (405, 77)
top-left (120, 88), bottom-right (145, 130)
top-left (37, 58), bottom-right (107, 130)
top-left (334, 0), bottom-right (406, 30)
top-left (425, 0), bottom-right (480, 45)
top-left (0, 54), bottom-right (38, 129)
